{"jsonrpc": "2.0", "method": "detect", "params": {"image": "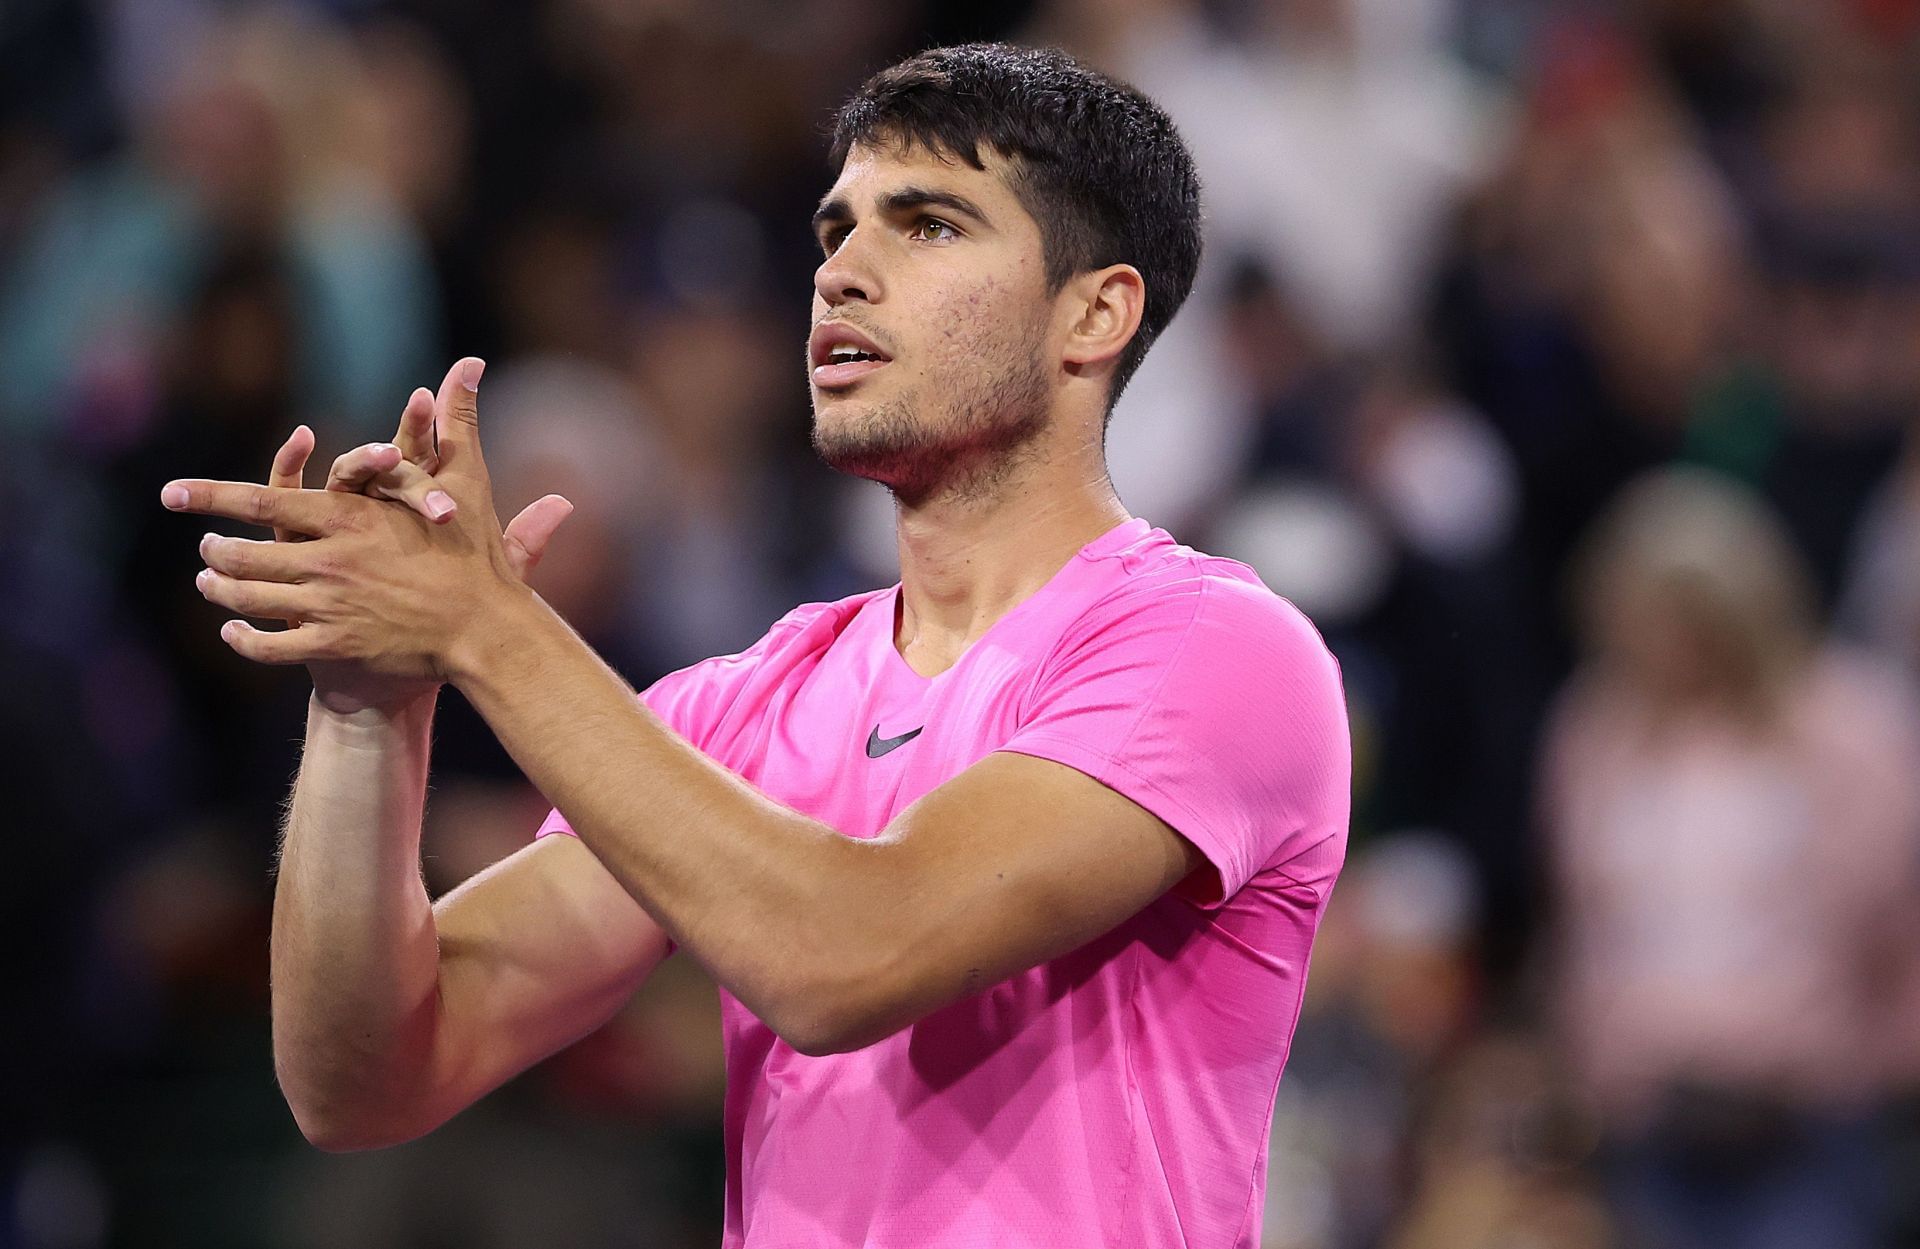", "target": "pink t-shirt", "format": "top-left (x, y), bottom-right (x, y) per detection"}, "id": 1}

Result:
top-left (537, 518), bottom-right (1350, 1248)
